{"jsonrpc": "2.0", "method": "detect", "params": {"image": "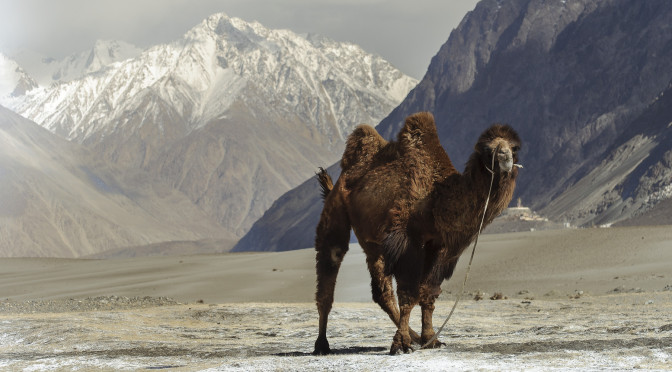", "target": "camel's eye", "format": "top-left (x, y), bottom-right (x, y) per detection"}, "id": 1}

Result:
top-left (512, 145), bottom-right (520, 153)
